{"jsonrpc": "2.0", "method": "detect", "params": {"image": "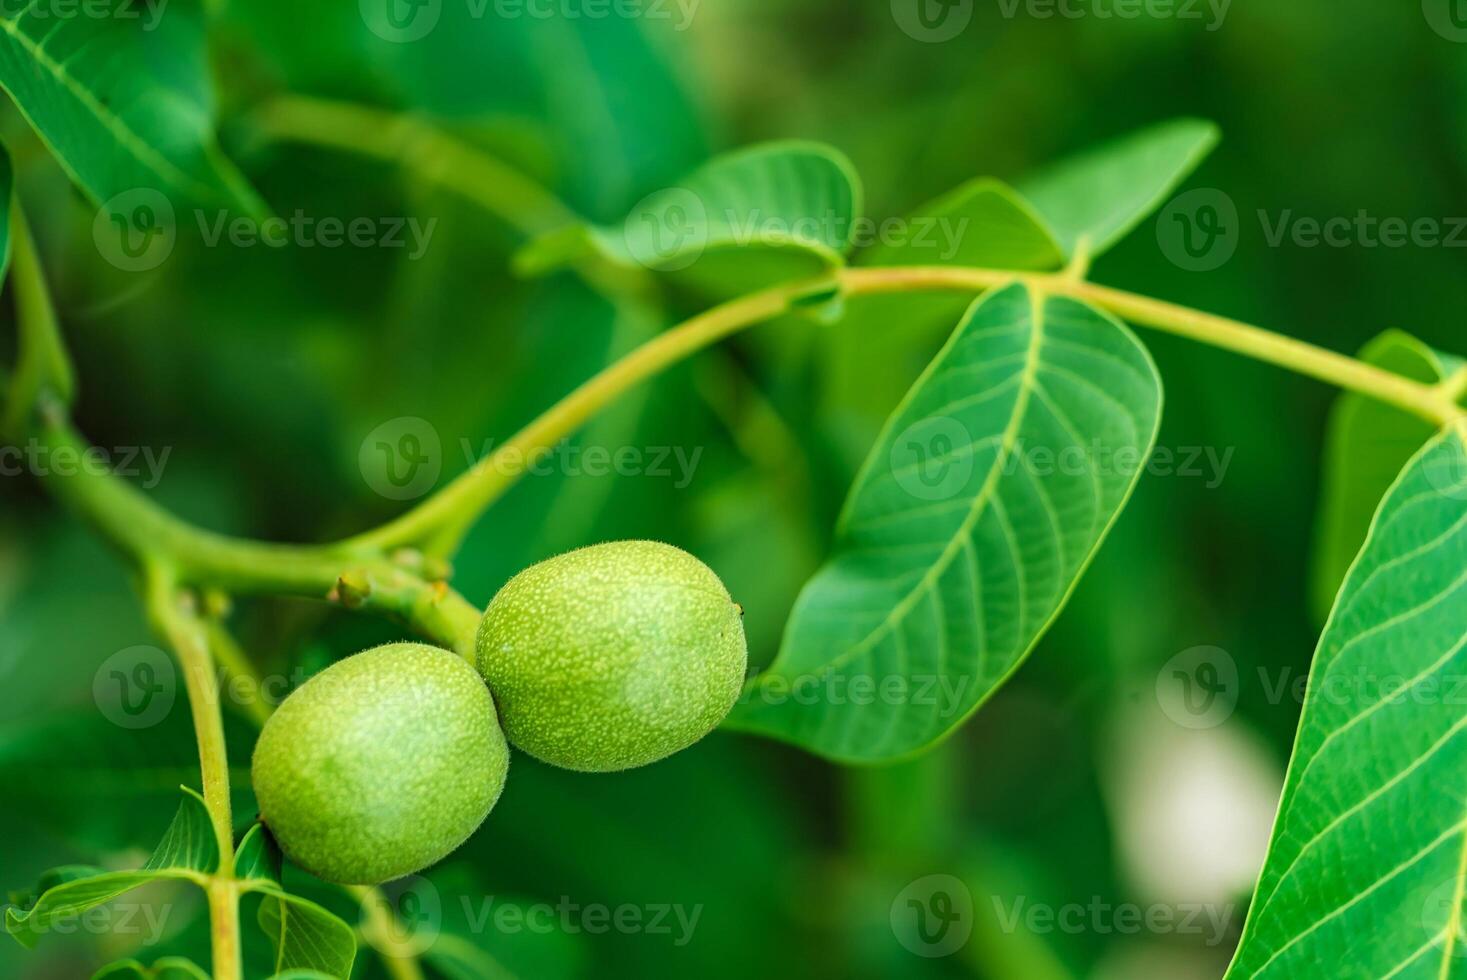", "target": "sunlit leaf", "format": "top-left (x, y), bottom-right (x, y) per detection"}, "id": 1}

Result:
top-left (1018, 118), bottom-right (1219, 258)
top-left (1226, 425), bottom-right (1467, 978)
top-left (728, 281), bottom-right (1163, 760)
